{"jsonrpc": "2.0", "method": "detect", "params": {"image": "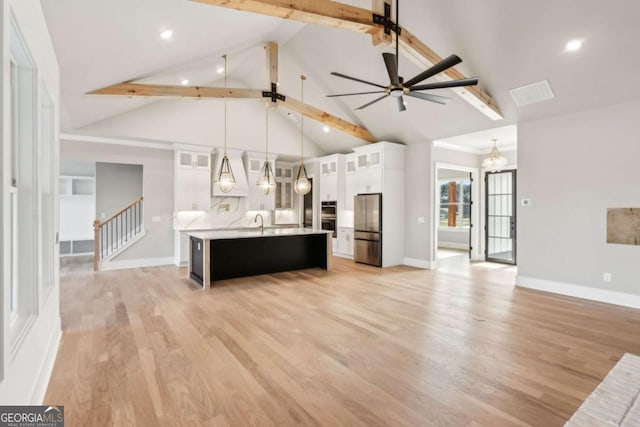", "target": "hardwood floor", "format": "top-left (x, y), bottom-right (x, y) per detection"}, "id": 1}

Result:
top-left (45, 256), bottom-right (640, 426)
